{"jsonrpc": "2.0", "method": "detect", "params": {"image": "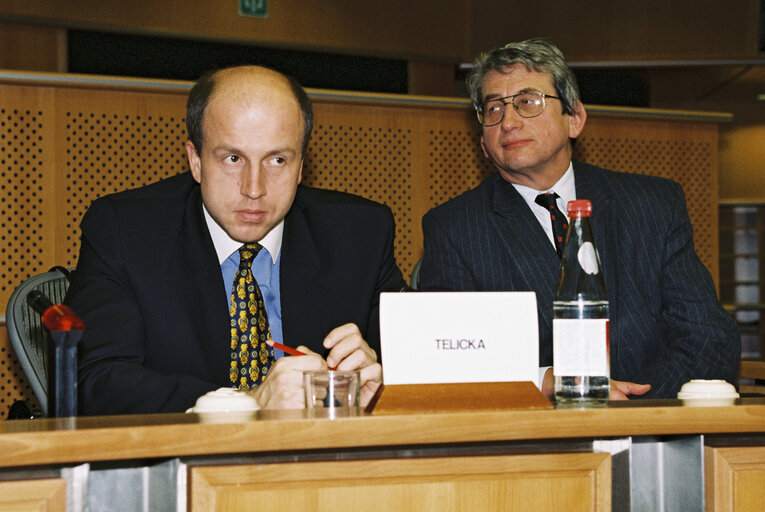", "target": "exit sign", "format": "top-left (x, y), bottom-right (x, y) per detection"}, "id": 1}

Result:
top-left (239, 0), bottom-right (268, 18)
